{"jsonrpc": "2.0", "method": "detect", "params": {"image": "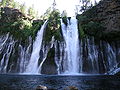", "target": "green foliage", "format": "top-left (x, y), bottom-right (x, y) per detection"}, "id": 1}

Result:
top-left (44, 9), bottom-right (62, 43)
top-left (1, 0), bottom-right (7, 7)
top-left (77, 15), bottom-right (89, 24)
top-left (0, 18), bottom-right (44, 41)
top-left (77, 15), bottom-right (88, 38)
top-left (80, 0), bottom-right (92, 12)
top-left (20, 3), bottom-right (26, 14)
top-left (7, 0), bottom-right (14, 7)
top-left (0, 0), bottom-right (38, 19)
top-left (81, 21), bottom-right (104, 37)
top-left (28, 6), bottom-right (36, 19)
top-left (31, 20), bottom-right (44, 39)
top-left (77, 15), bottom-right (104, 38)
top-left (12, 2), bottom-right (20, 9)
top-left (40, 7), bottom-right (52, 20)
top-left (0, 18), bottom-right (32, 40)
top-left (1, 0), bottom-right (15, 8)
top-left (79, 24), bottom-right (86, 38)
